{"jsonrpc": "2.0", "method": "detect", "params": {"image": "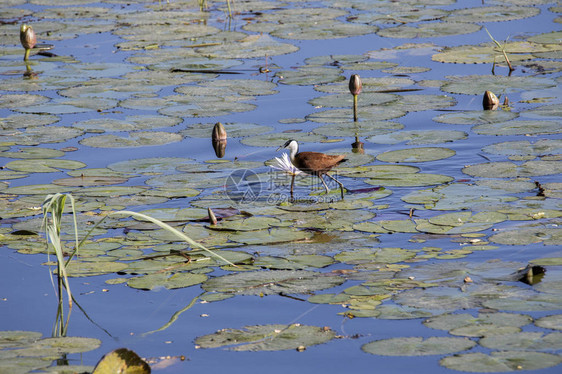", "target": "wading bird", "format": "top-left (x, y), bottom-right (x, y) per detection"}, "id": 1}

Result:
top-left (277, 139), bottom-right (346, 199)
